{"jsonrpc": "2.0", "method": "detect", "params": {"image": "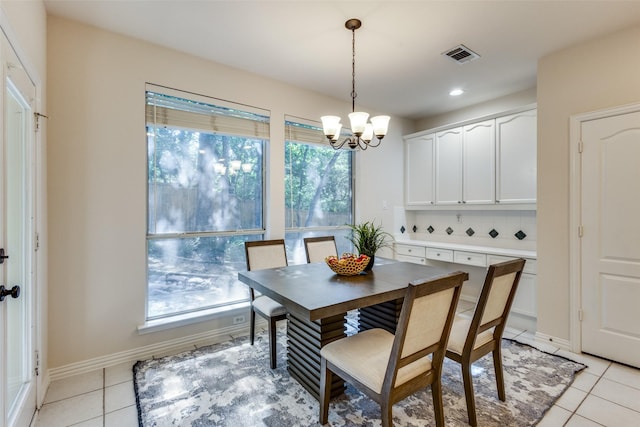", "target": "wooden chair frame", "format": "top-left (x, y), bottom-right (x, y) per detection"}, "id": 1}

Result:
top-left (303, 235), bottom-right (338, 263)
top-left (445, 258), bottom-right (526, 426)
top-left (244, 239), bottom-right (288, 369)
top-left (320, 271), bottom-right (467, 427)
